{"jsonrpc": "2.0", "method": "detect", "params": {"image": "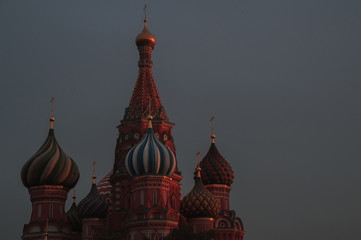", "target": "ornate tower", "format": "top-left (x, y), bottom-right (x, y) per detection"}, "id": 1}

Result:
top-left (113, 16), bottom-right (177, 179)
top-left (122, 116), bottom-right (180, 239)
top-left (98, 15), bottom-right (182, 238)
top-left (199, 121), bottom-right (245, 240)
top-left (21, 103), bottom-right (80, 240)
